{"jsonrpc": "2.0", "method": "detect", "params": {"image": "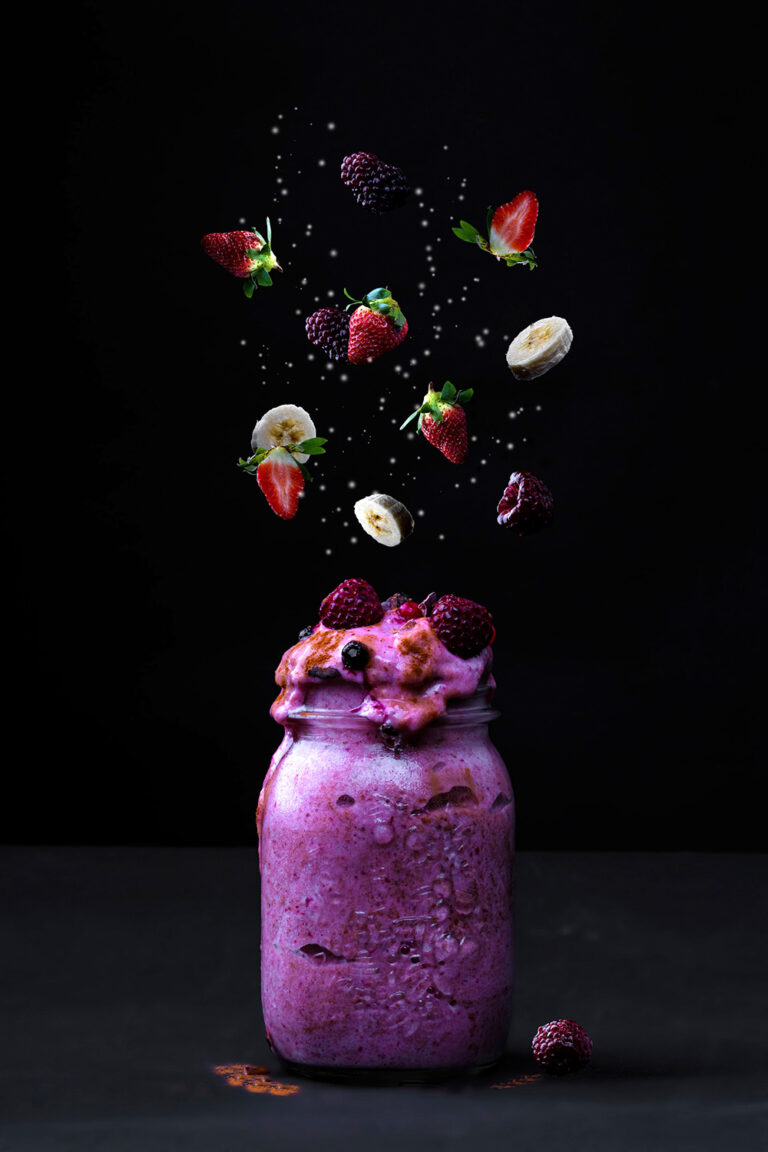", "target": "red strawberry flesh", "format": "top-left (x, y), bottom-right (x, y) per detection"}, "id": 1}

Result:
top-left (489, 190), bottom-right (538, 255)
top-left (256, 448), bottom-right (304, 520)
